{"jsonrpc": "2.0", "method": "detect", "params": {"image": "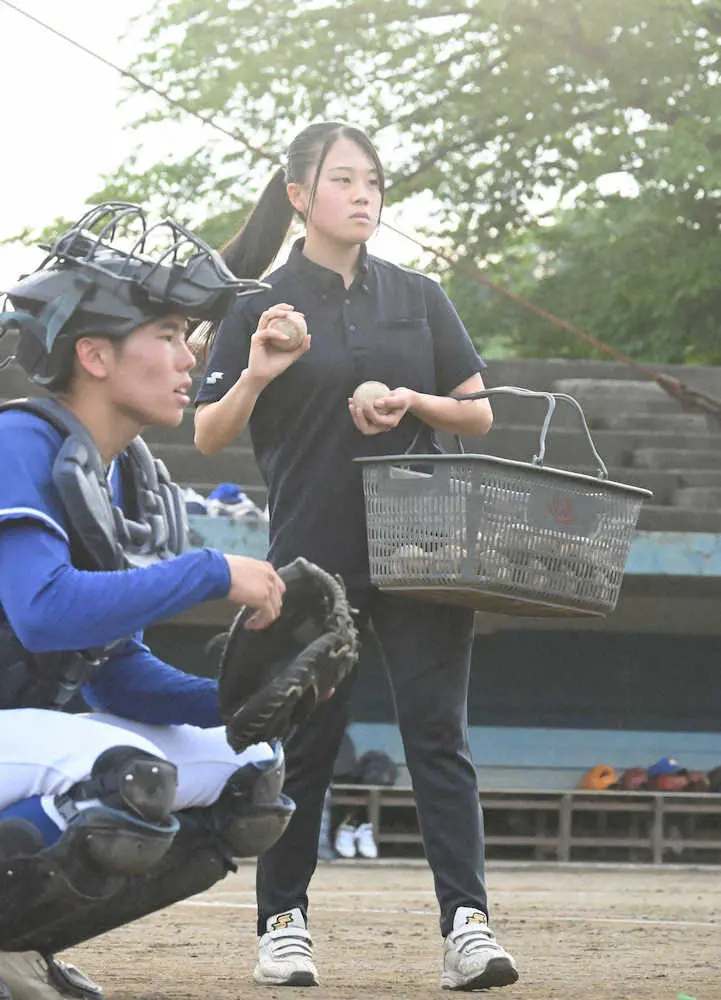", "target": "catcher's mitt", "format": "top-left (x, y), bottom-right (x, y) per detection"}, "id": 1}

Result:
top-left (217, 557), bottom-right (359, 752)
